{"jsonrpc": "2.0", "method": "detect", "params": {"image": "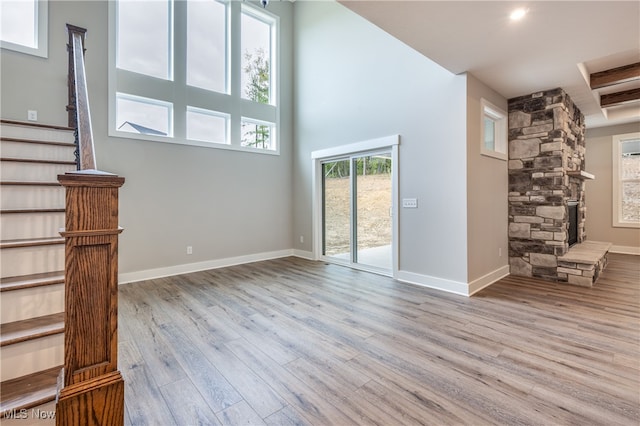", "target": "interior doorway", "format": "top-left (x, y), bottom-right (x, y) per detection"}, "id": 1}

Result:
top-left (312, 135), bottom-right (399, 277)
